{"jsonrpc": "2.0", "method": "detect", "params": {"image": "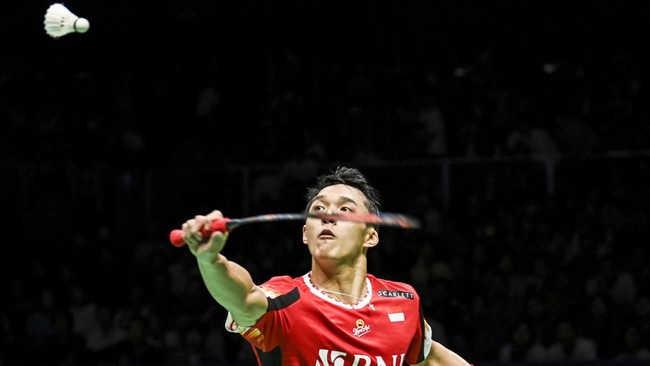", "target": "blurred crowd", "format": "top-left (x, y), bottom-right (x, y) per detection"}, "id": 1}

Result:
top-left (2, 3), bottom-right (650, 366)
